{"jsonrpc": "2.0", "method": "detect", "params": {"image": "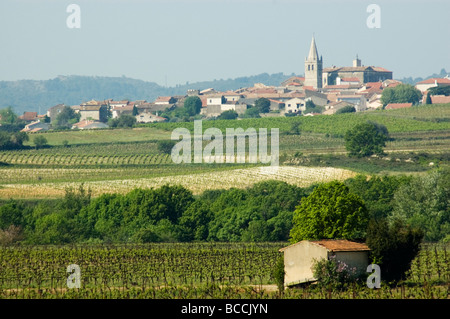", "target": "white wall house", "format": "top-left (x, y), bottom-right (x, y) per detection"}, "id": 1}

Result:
top-left (207, 95), bottom-right (225, 106)
top-left (284, 98), bottom-right (306, 114)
